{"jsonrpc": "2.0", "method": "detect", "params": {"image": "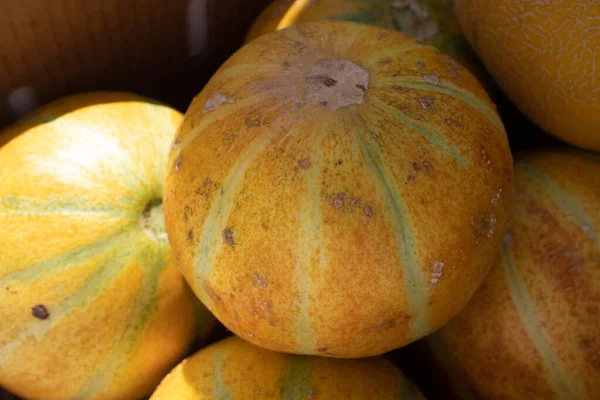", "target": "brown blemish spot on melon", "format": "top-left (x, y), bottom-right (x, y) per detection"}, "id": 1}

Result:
top-left (413, 162), bottom-right (421, 171)
top-left (252, 273), bottom-right (268, 288)
top-left (244, 110), bottom-right (262, 128)
top-left (174, 157), bottom-right (183, 172)
top-left (31, 304), bottom-right (50, 320)
top-left (445, 118), bottom-right (460, 126)
top-left (203, 92), bottom-right (234, 114)
top-left (364, 206), bottom-right (374, 218)
top-left (261, 300), bottom-right (272, 315)
top-left (473, 214), bottom-right (490, 244)
top-left (380, 318), bottom-right (398, 329)
top-left (431, 260), bottom-right (444, 286)
top-left (422, 74), bottom-right (439, 85)
top-left (305, 58), bottom-right (369, 111)
top-left (418, 96), bottom-right (435, 112)
top-left (196, 178), bottom-right (216, 200)
top-left (187, 230), bottom-right (194, 244)
top-left (299, 157), bottom-right (311, 169)
top-left (423, 161), bottom-right (433, 171)
top-left (171, 135), bottom-right (181, 150)
top-left (318, 347), bottom-right (335, 356)
top-left (332, 194), bottom-right (345, 209)
top-left (308, 388), bottom-right (318, 399)
top-left (488, 213), bottom-right (497, 238)
top-left (223, 228), bottom-right (235, 247)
